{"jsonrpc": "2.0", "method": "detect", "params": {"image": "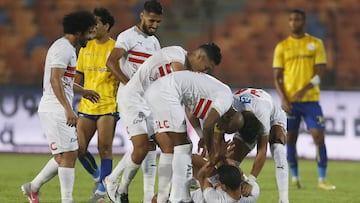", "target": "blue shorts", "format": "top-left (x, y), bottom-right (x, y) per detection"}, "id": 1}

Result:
top-left (78, 112), bottom-right (120, 121)
top-left (287, 102), bottom-right (325, 130)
